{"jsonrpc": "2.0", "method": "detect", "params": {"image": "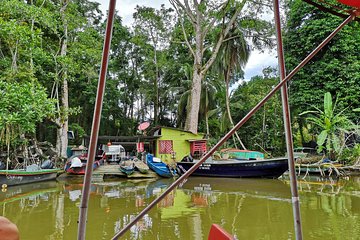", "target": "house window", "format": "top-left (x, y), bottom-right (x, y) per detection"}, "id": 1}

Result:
top-left (159, 140), bottom-right (173, 154)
